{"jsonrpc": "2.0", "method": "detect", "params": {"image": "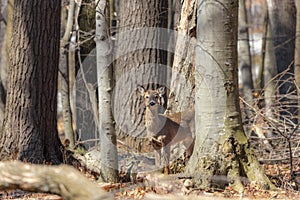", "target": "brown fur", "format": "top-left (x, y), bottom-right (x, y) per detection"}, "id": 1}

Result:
top-left (138, 86), bottom-right (194, 174)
